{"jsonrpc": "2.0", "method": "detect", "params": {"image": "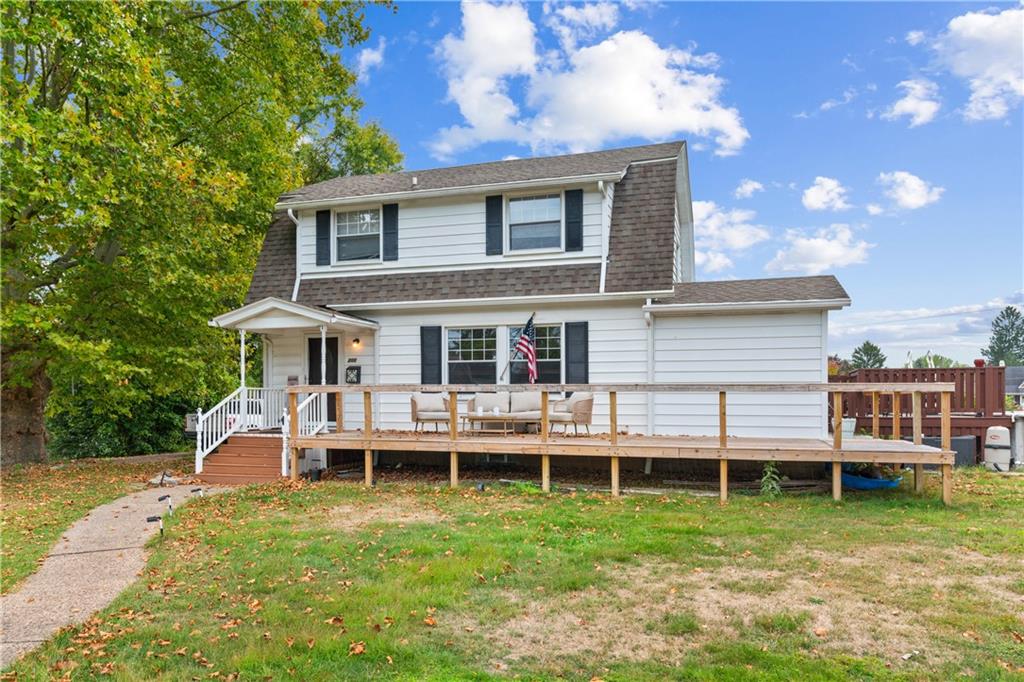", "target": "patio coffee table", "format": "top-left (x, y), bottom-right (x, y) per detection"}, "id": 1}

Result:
top-left (461, 414), bottom-right (539, 436)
